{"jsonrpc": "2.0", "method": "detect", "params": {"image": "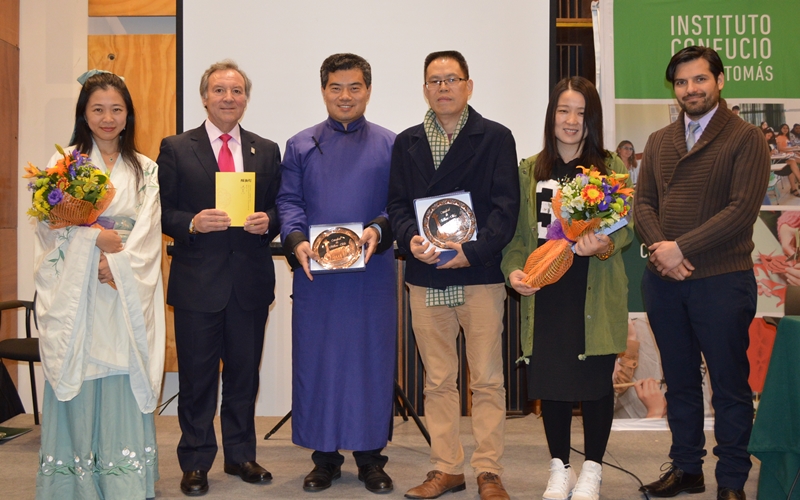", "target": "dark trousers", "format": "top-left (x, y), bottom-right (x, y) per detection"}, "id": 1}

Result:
top-left (174, 291), bottom-right (269, 472)
top-left (312, 449), bottom-right (388, 468)
top-left (642, 269), bottom-right (755, 490)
